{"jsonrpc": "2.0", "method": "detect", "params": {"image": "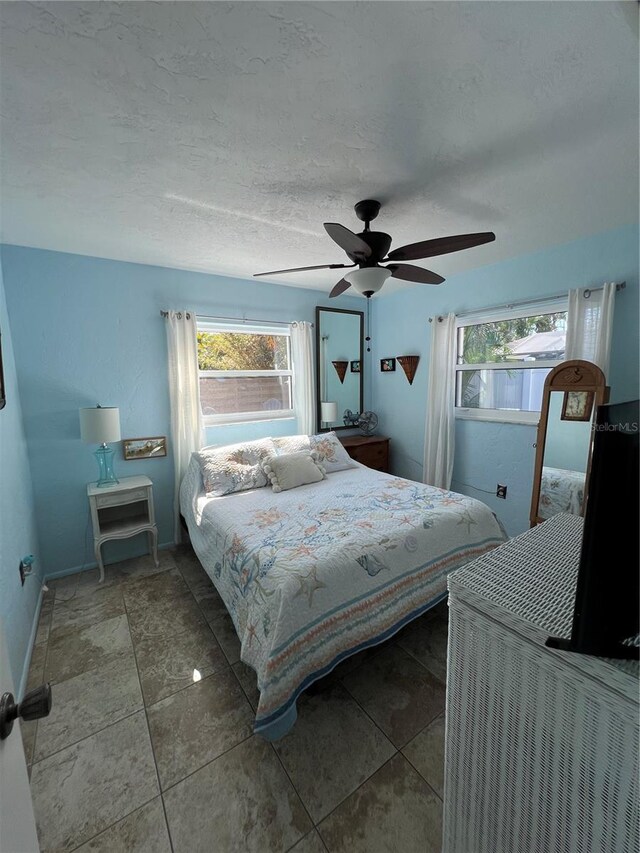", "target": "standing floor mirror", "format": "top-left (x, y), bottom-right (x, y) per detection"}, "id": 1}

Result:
top-left (530, 359), bottom-right (609, 526)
